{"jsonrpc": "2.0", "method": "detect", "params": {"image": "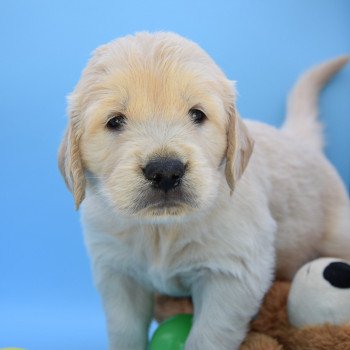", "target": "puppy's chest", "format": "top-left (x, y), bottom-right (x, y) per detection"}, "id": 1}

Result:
top-left (128, 232), bottom-right (195, 296)
top-left (144, 259), bottom-right (192, 296)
